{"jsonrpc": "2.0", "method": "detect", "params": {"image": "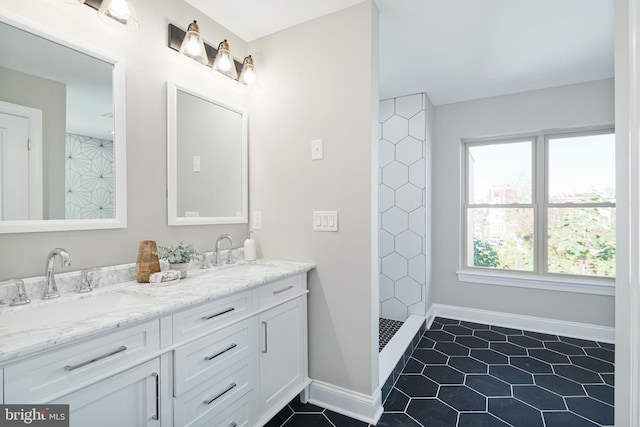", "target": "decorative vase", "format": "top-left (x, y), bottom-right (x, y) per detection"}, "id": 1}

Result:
top-left (136, 240), bottom-right (161, 283)
top-left (170, 263), bottom-right (189, 279)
